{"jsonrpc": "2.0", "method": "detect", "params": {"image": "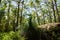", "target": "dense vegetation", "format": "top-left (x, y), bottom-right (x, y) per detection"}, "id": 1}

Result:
top-left (0, 0), bottom-right (60, 40)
